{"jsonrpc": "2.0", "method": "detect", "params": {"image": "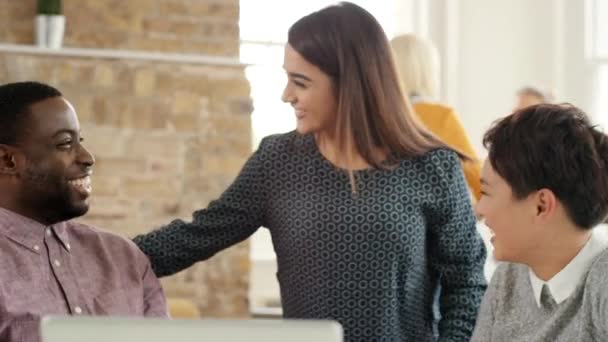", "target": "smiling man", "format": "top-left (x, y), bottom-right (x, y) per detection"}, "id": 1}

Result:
top-left (0, 82), bottom-right (167, 342)
top-left (471, 103), bottom-right (608, 341)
